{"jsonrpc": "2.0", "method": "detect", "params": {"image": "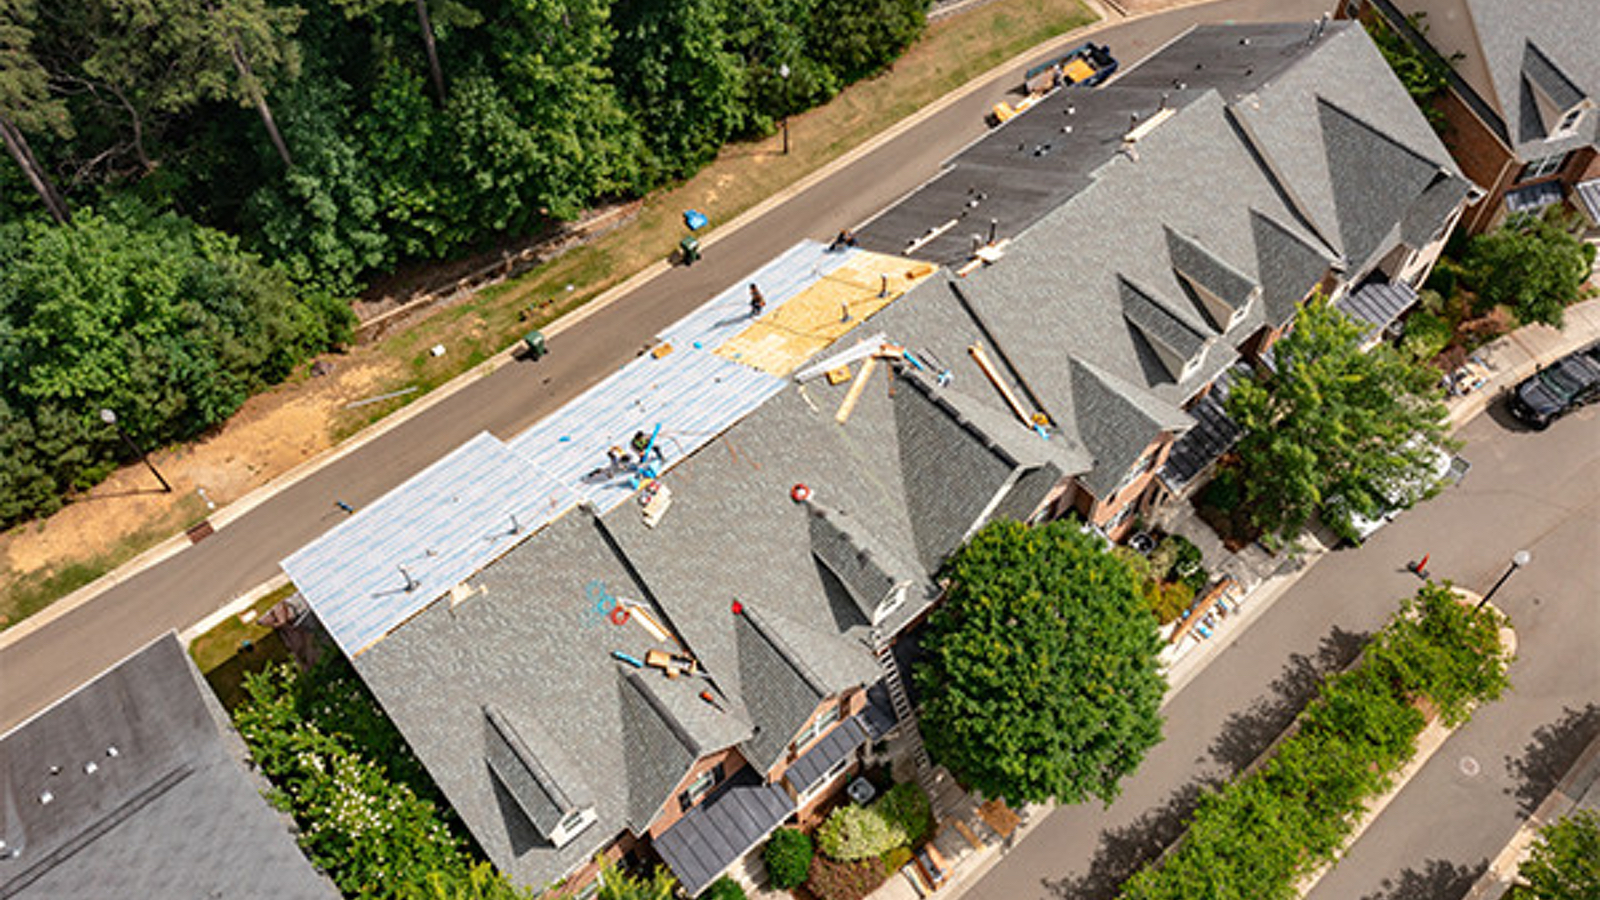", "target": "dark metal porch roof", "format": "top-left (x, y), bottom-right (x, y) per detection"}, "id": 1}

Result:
top-left (788, 718), bottom-right (870, 795)
top-left (1337, 280), bottom-right (1417, 338)
top-left (1157, 363), bottom-right (1249, 493)
top-left (653, 767), bottom-right (795, 897)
